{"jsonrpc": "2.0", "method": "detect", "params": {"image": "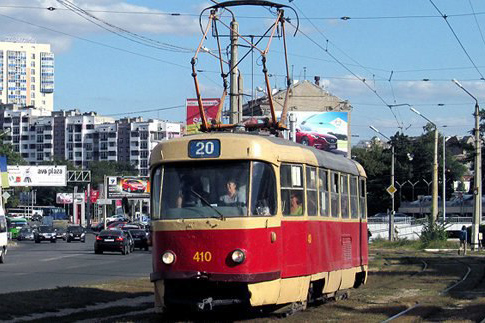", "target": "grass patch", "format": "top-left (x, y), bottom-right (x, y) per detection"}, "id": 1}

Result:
top-left (371, 237), bottom-right (460, 250)
top-left (0, 278), bottom-right (152, 320)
